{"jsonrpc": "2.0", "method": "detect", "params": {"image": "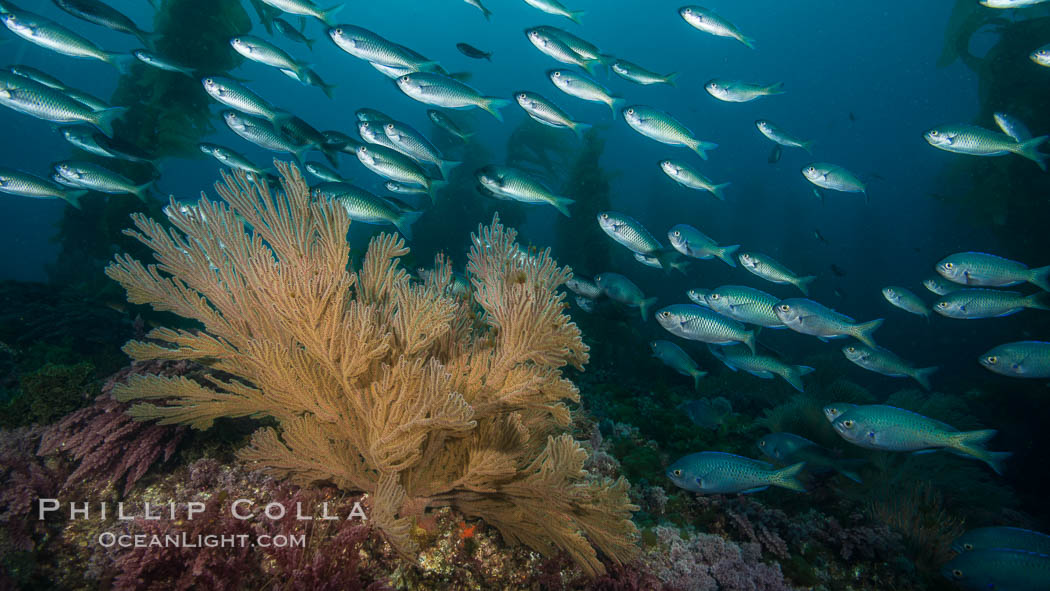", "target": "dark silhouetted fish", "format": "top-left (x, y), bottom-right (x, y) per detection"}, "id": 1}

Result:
top-left (456, 42), bottom-right (492, 61)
